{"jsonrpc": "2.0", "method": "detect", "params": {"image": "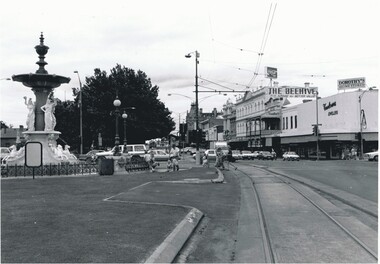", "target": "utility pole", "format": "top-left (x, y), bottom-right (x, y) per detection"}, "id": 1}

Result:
top-left (316, 91), bottom-right (320, 161)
